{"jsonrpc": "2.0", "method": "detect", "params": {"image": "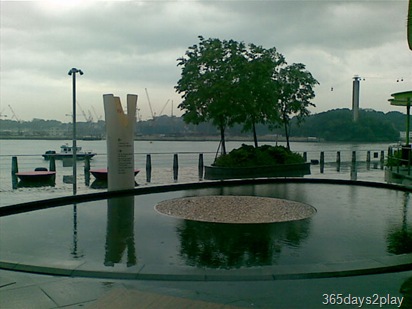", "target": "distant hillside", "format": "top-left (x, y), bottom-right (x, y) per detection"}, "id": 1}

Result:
top-left (291, 109), bottom-right (406, 142)
top-left (0, 108), bottom-right (409, 142)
